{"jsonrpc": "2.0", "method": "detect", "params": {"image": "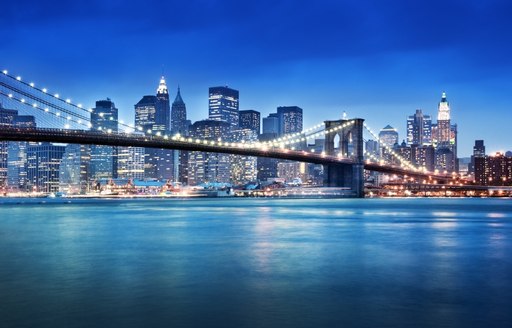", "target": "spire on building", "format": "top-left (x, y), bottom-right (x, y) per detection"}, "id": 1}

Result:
top-left (157, 76), bottom-right (168, 95)
top-left (173, 85), bottom-right (184, 104)
top-left (441, 91), bottom-right (448, 103)
top-left (437, 91), bottom-right (450, 121)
